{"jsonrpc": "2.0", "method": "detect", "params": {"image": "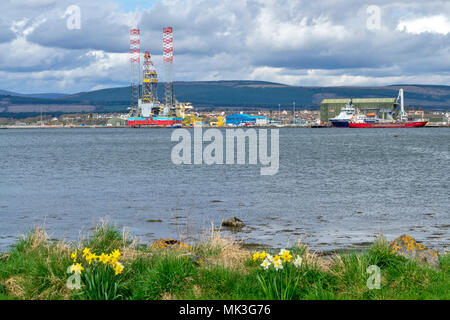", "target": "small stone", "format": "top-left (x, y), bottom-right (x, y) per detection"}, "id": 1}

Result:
top-left (222, 217), bottom-right (245, 228)
top-left (390, 234), bottom-right (440, 270)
